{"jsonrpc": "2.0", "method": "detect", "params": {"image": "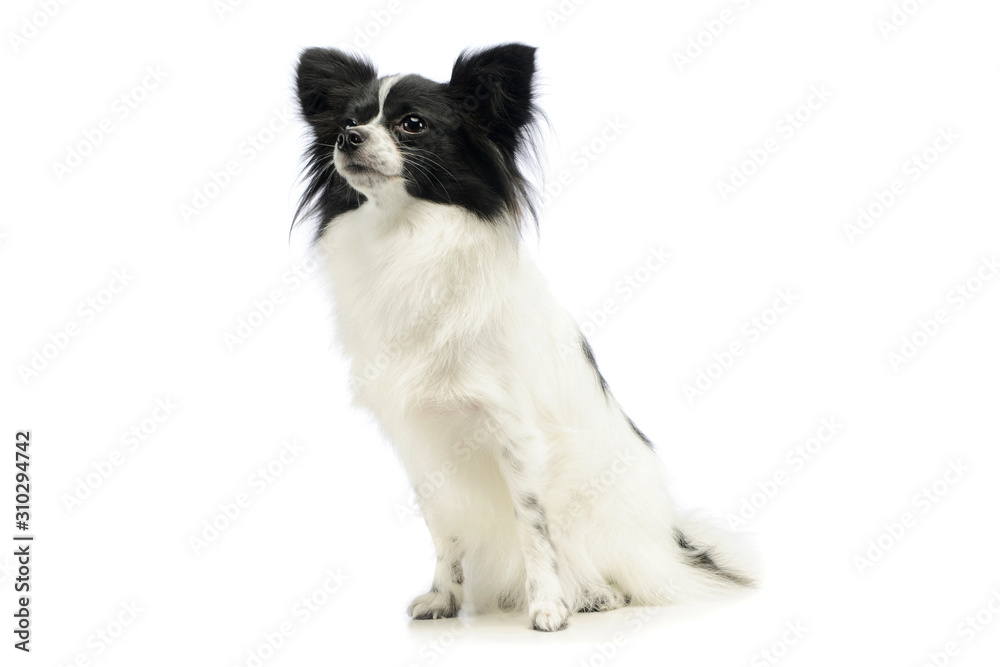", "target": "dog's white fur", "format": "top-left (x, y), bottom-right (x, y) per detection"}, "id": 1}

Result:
top-left (315, 101), bottom-right (756, 629)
